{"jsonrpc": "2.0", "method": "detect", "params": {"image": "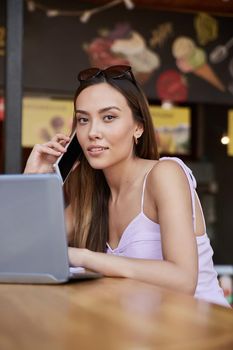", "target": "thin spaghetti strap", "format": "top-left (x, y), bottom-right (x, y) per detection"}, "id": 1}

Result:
top-left (141, 164), bottom-right (156, 212)
top-left (160, 157), bottom-right (197, 231)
